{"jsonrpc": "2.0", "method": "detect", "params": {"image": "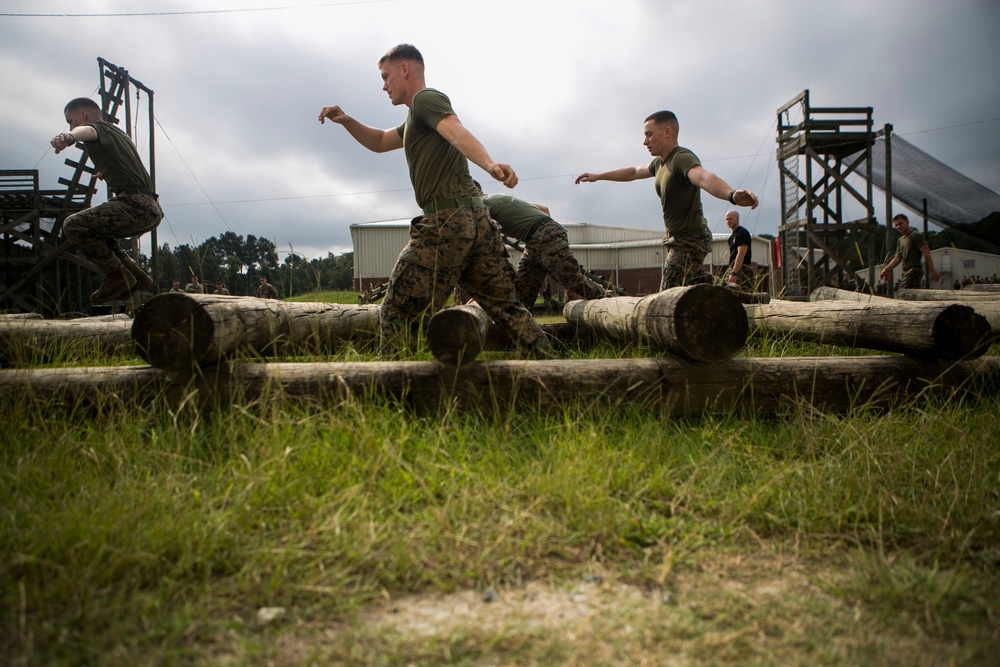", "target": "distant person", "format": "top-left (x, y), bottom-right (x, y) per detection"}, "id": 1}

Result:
top-left (169, 280), bottom-right (183, 293)
top-left (879, 213), bottom-right (940, 289)
top-left (50, 97), bottom-right (162, 304)
top-left (214, 281), bottom-right (230, 295)
top-left (184, 276), bottom-right (204, 293)
top-left (257, 276), bottom-right (278, 299)
top-left (318, 43), bottom-right (548, 358)
top-left (475, 181), bottom-right (609, 307)
top-left (724, 209), bottom-right (755, 291)
top-left (576, 110), bottom-right (758, 290)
